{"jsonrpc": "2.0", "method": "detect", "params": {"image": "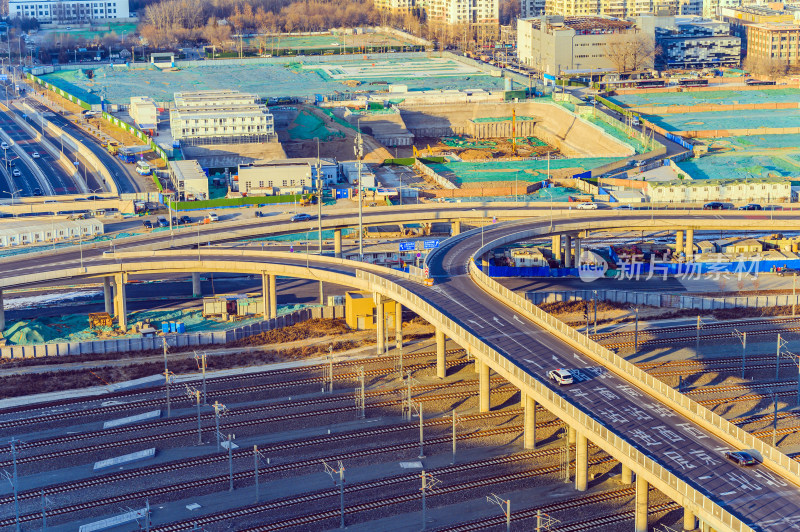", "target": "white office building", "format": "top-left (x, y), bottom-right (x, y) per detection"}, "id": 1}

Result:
top-left (0, 218), bottom-right (103, 247)
top-left (170, 90), bottom-right (274, 146)
top-left (9, 0), bottom-right (129, 22)
top-left (648, 177), bottom-right (791, 204)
